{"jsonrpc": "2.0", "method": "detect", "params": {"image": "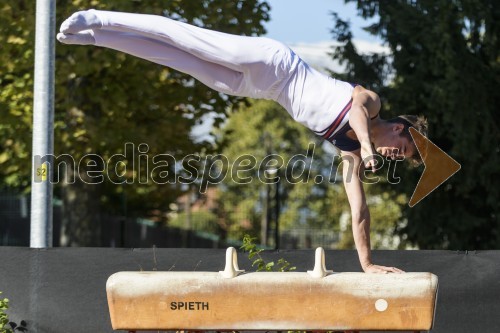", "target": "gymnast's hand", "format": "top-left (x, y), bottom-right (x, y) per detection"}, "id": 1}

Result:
top-left (363, 263), bottom-right (405, 274)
